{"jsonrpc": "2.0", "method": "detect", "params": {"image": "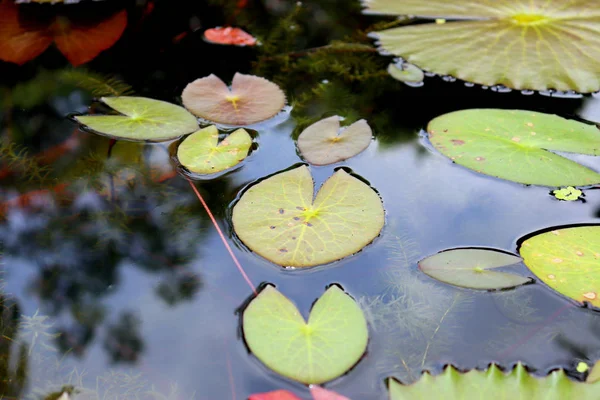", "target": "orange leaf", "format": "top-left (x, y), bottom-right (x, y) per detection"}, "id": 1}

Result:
top-left (204, 27), bottom-right (257, 46)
